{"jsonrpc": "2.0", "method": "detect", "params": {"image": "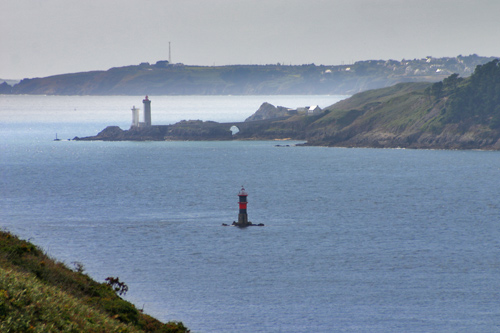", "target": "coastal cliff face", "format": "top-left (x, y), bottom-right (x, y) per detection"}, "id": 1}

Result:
top-left (75, 59), bottom-right (500, 150)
